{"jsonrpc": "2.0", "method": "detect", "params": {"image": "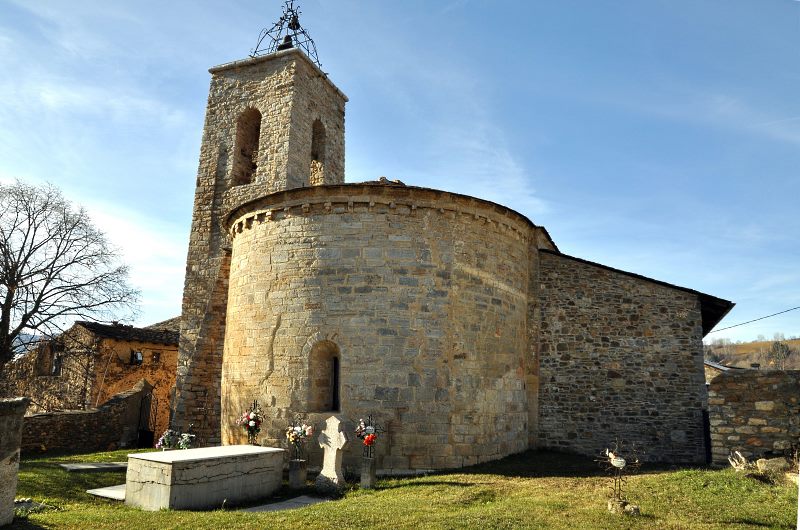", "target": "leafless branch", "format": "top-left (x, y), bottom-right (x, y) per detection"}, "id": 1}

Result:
top-left (0, 180), bottom-right (139, 364)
